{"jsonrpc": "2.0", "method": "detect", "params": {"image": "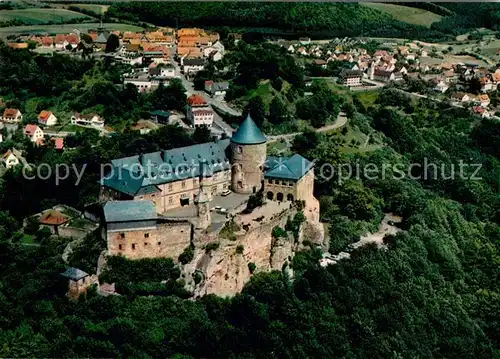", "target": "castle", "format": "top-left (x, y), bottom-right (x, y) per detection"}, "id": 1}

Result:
top-left (100, 114), bottom-right (319, 261)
